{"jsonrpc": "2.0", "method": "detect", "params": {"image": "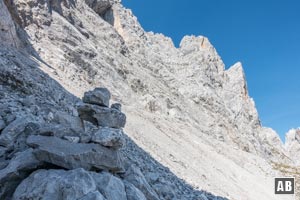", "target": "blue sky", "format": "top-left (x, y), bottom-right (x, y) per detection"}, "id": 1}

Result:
top-left (122, 0), bottom-right (300, 142)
